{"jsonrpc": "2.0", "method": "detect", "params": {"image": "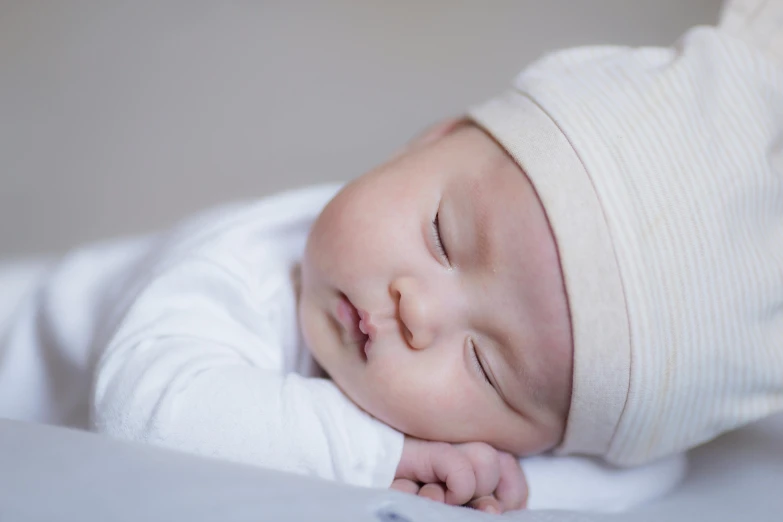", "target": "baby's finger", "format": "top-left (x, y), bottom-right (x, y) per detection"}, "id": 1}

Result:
top-left (457, 442), bottom-right (500, 498)
top-left (404, 442), bottom-right (475, 506)
top-left (390, 478), bottom-right (420, 496)
top-left (418, 483), bottom-right (447, 504)
top-left (468, 495), bottom-right (502, 515)
top-left (494, 452), bottom-right (528, 511)
top-left (432, 449), bottom-right (476, 506)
